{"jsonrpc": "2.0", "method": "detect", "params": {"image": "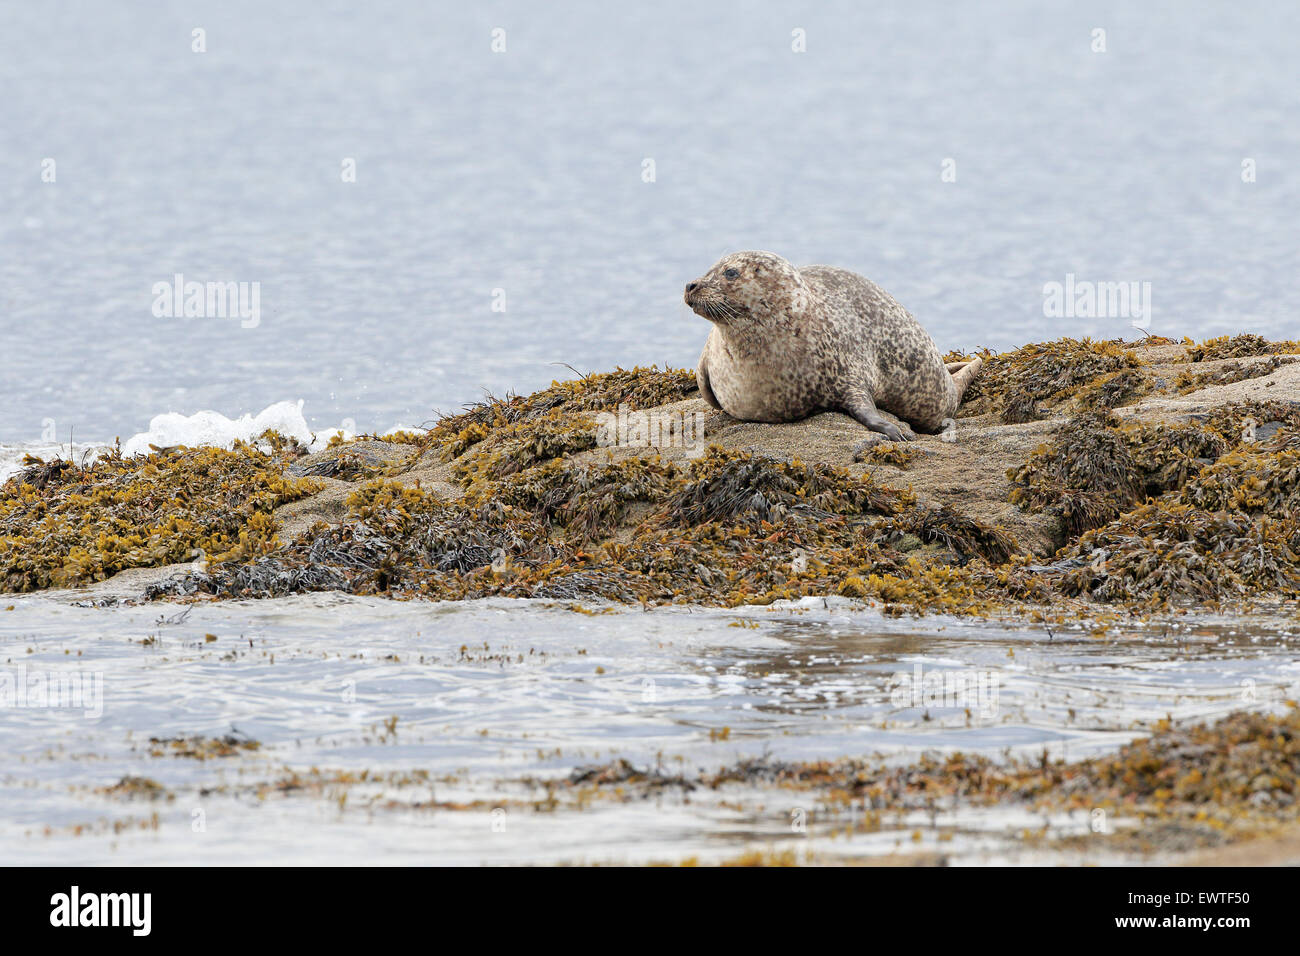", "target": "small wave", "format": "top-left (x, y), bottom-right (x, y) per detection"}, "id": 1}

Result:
top-left (120, 399), bottom-right (318, 457)
top-left (1, 402), bottom-right (427, 484)
top-left (119, 400), bottom-right (425, 457)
